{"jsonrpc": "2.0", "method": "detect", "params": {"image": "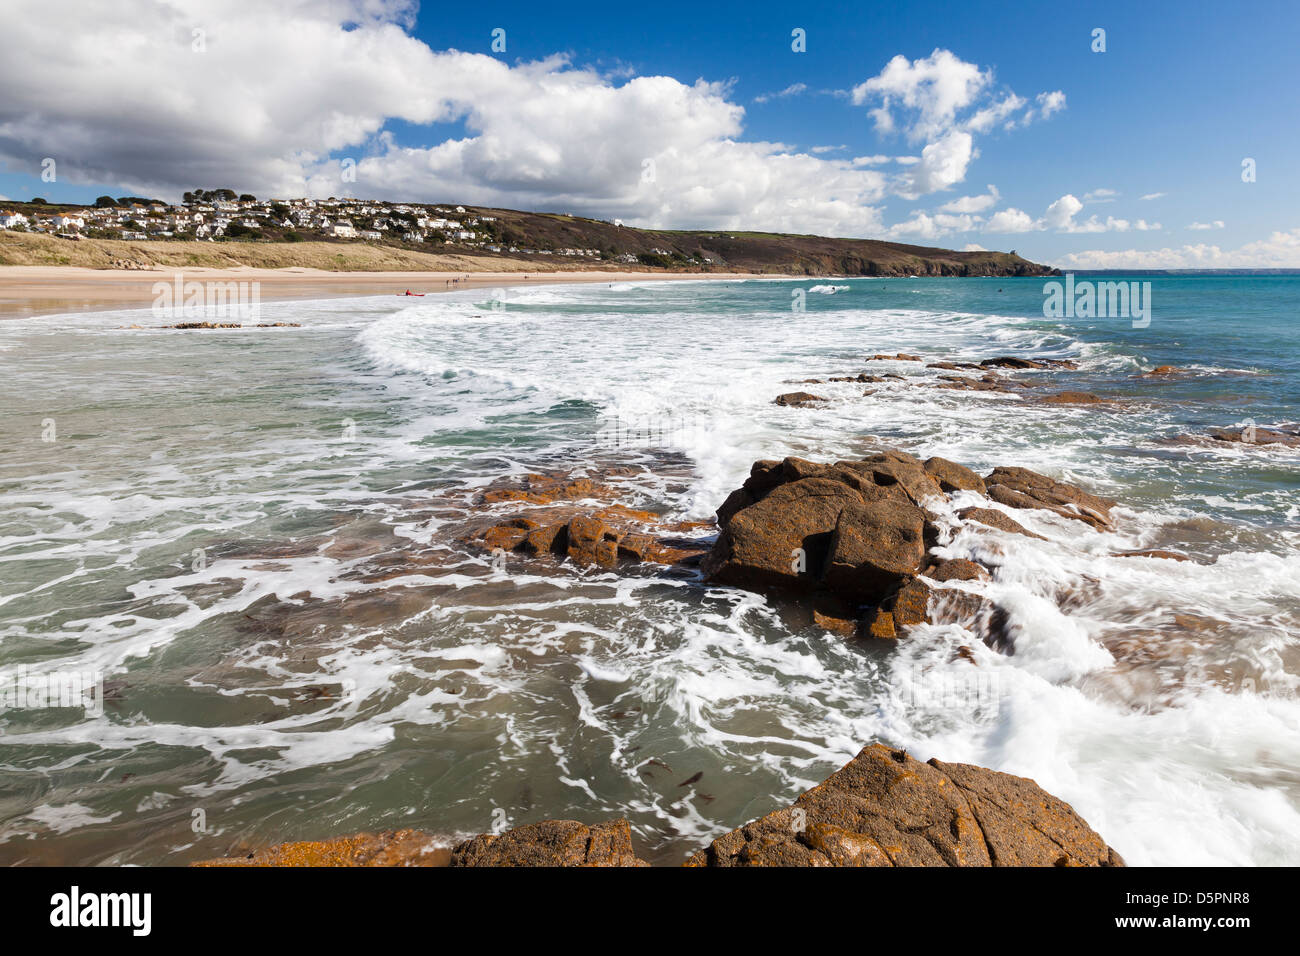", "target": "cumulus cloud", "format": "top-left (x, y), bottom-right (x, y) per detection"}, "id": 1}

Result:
top-left (1057, 228), bottom-right (1300, 269)
top-left (984, 193), bottom-right (1161, 234)
top-left (884, 210), bottom-right (980, 240)
top-left (940, 184), bottom-right (1000, 213)
top-left (896, 131), bottom-right (975, 198)
top-left (0, 0), bottom-right (901, 234)
top-left (985, 207), bottom-right (1037, 233)
top-left (850, 49), bottom-right (1065, 200)
top-left (852, 49), bottom-right (990, 142)
top-left (1188, 220), bottom-right (1225, 230)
